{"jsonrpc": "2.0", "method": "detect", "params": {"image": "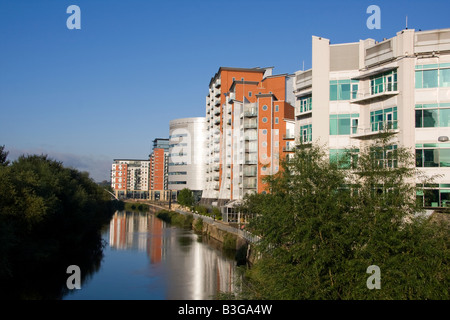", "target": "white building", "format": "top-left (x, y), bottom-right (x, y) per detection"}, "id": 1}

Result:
top-left (294, 28), bottom-right (450, 208)
top-left (168, 117), bottom-right (206, 202)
